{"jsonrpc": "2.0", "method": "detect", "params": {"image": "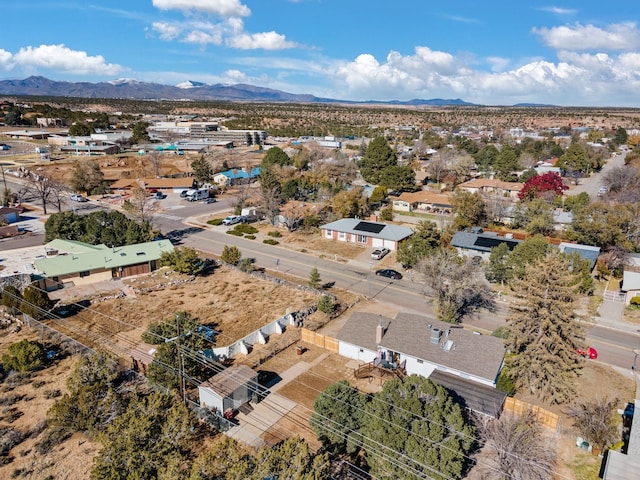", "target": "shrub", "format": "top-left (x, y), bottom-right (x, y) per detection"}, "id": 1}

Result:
top-left (630, 296), bottom-right (640, 306)
top-left (221, 245), bottom-right (242, 266)
top-left (226, 230), bottom-right (243, 236)
top-left (245, 235), bottom-right (256, 240)
top-left (267, 230), bottom-right (282, 238)
top-left (263, 239), bottom-right (279, 245)
top-left (2, 340), bottom-right (46, 373)
top-left (234, 224), bottom-right (258, 235)
top-left (207, 218), bottom-right (224, 226)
